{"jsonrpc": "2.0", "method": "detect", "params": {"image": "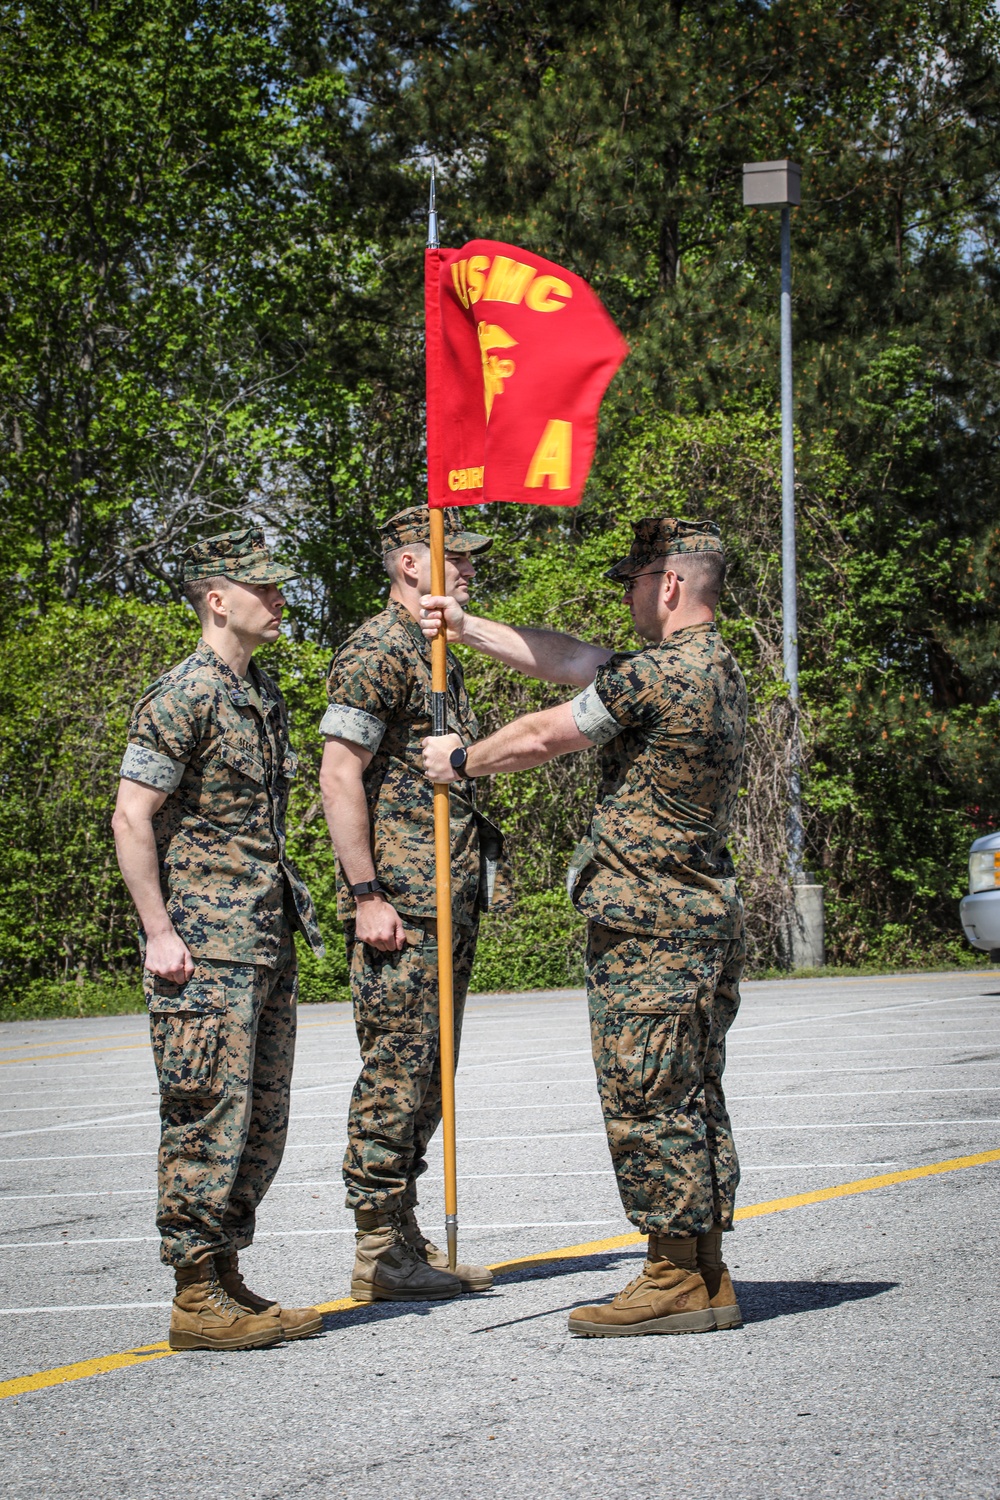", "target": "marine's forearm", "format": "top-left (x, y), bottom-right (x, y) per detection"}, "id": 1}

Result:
top-left (320, 766), bottom-right (377, 885)
top-left (461, 613), bottom-right (612, 688)
top-left (112, 815), bottom-right (173, 937)
top-left (464, 701), bottom-right (593, 776)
